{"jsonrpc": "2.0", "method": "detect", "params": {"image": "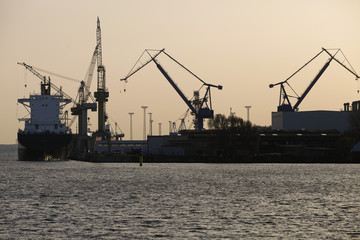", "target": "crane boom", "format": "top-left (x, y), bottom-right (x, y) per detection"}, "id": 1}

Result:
top-left (153, 58), bottom-right (197, 114)
top-left (18, 62), bottom-right (46, 82)
top-left (292, 55), bottom-right (334, 110)
top-left (85, 45), bottom-right (98, 88)
top-left (83, 44), bottom-right (98, 103)
top-left (17, 62), bottom-right (75, 103)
